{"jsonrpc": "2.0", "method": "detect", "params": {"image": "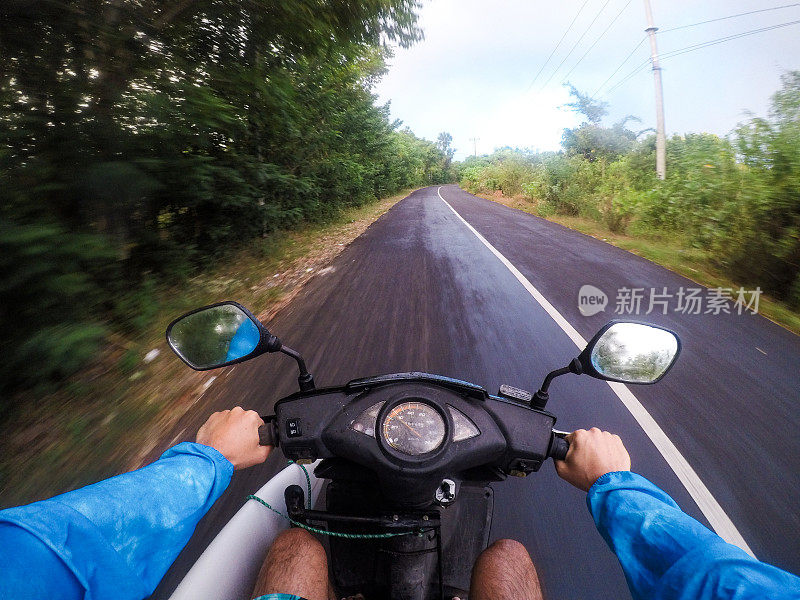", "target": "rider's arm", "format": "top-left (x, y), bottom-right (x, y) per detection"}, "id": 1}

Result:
top-left (0, 407), bottom-right (269, 600)
top-left (557, 428), bottom-right (800, 600)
